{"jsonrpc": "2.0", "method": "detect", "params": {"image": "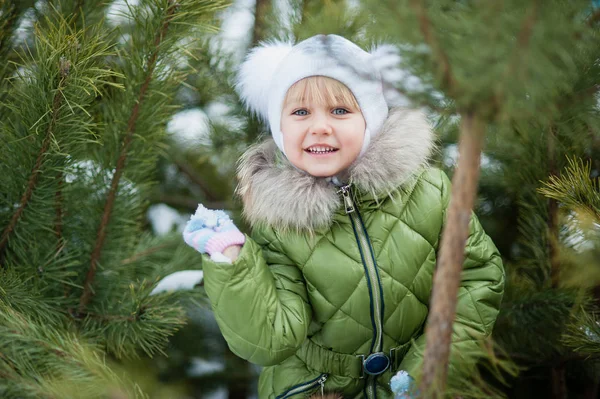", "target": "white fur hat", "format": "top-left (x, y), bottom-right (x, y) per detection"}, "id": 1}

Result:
top-left (235, 34), bottom-right (403, 157)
